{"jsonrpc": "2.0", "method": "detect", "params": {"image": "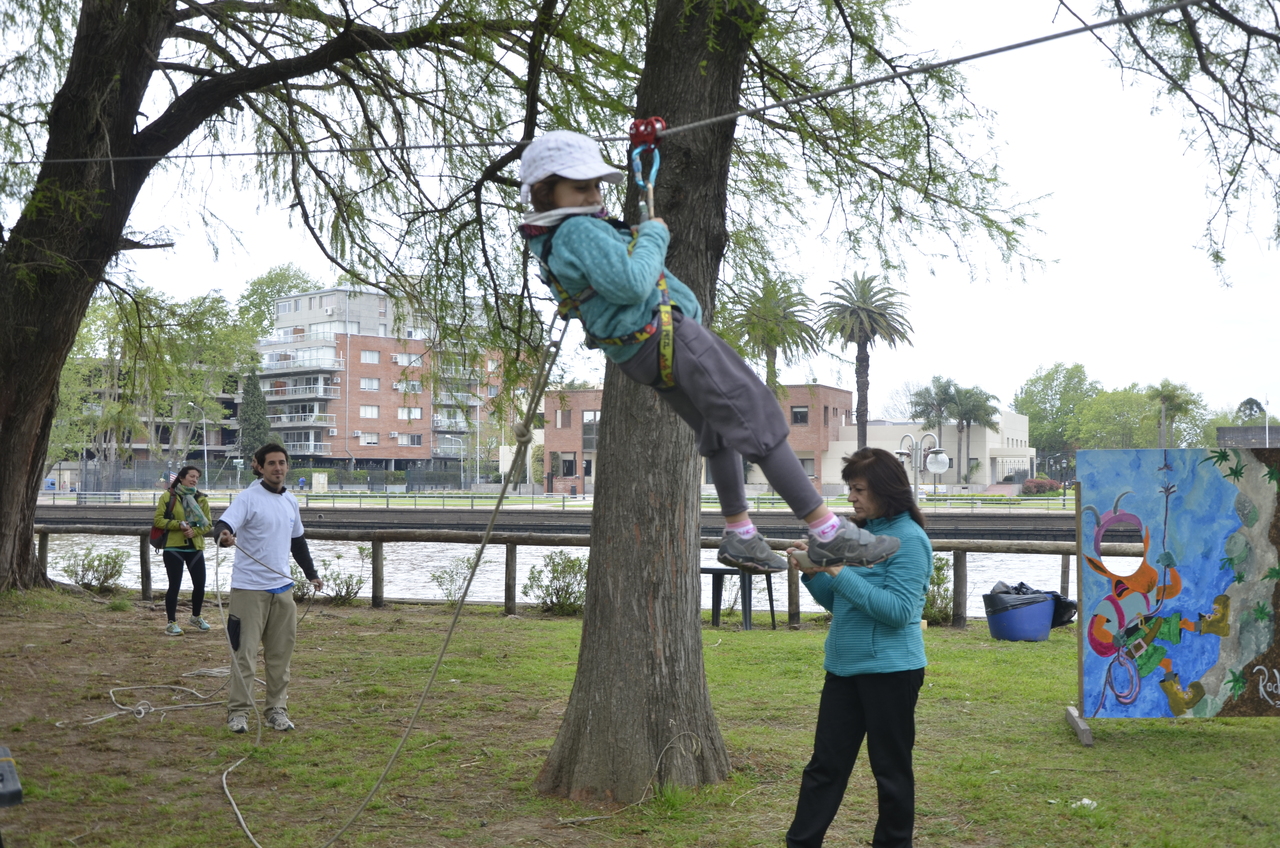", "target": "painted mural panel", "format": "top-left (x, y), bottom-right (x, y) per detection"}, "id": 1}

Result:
top-left (1078, 448), bottom-right (1280, 718)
